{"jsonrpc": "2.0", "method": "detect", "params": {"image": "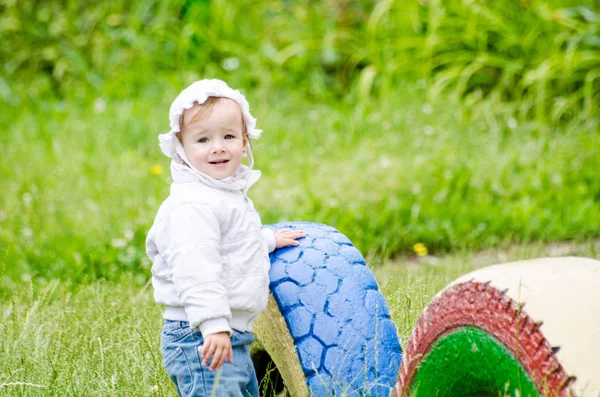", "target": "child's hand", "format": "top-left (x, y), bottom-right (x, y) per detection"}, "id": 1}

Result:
top-left (201, 332), bottom-right (233, 371)
top-left (274, 229), bottom-right (306, 249)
